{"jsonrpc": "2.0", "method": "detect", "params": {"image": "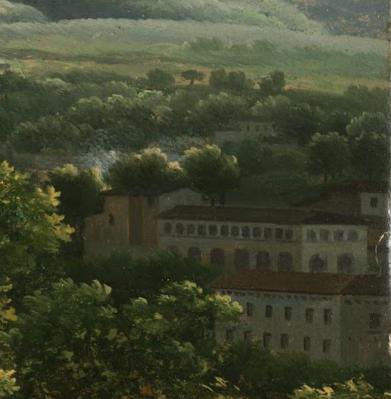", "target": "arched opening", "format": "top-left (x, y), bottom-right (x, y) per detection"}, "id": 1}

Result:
top-left (234, 249), bottom-right (250, 271)
top-left (338, 254), bottom-right (354, 274)
top-left (256, 251), bottom-right (271, 271)
top-left (309, 254), bottom-right (327, 273)
top-left (210, 248), bottom-right (225, 266)
top-left (278, 252), bottom-right (293, 272)
top-left (188, 247), bottom-right (202, 262)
